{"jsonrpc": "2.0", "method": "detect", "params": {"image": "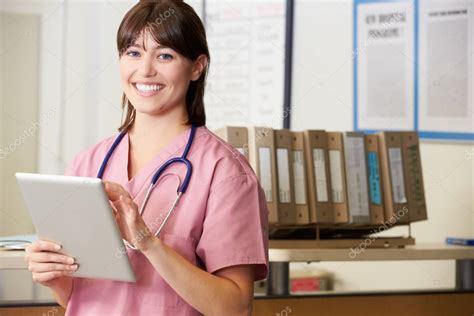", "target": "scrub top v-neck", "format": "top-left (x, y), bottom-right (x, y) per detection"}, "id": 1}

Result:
top-left (63, 126), bottom-right (269, 316)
